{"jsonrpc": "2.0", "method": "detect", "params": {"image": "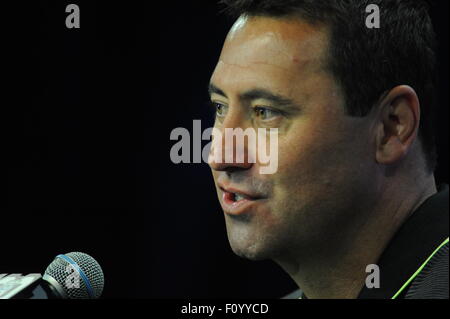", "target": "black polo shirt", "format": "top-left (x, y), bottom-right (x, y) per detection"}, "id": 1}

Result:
top-left (288, 184), bottom-right (449, 299)
top-left (358, 184), bottom-right (449, 298)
